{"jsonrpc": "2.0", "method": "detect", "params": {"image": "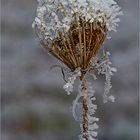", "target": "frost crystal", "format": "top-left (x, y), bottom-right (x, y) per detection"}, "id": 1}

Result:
top-left (108, 95), bottom-right (115, 102)
top-left (74, 81), bottom-right (99, 140)
top-left (91, 51), bottom-right (117, 103)
top-left (33, 0), bottom-right (122, 46)
top-left (100, 52), bottom-right (117, 103)
top-left (87, 82), bottom-right (99, 140)
top-left (63, 68), bottom-right (81, 95)
top-left (72, 84), bottom-right (83, 121)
